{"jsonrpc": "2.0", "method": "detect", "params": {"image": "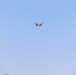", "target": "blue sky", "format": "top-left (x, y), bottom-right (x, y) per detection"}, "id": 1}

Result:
top-left (0, 0), bottom-right (76, 75)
